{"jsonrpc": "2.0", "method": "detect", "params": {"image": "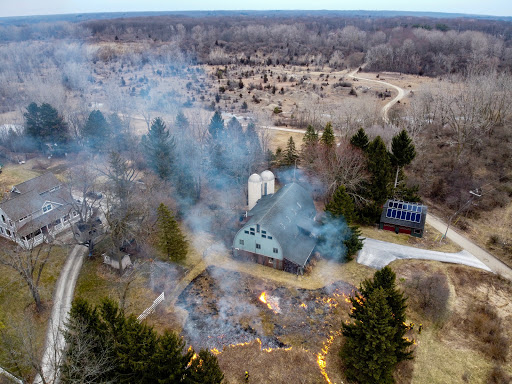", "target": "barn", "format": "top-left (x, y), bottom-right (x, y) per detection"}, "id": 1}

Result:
top-left (379, 199), bottom-right (428, 237)
top-left (233, 171), bottom-right (318, 274)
